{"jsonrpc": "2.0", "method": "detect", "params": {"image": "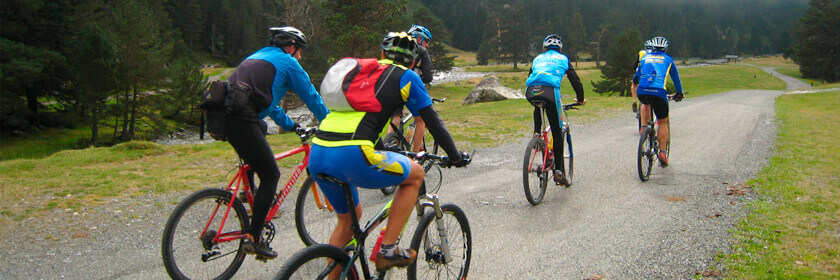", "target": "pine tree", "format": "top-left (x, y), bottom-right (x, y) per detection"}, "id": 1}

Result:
top-left (790, 0), bottom-right (840, 82)
top-left (592, 29), bottom-right (640, 97)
